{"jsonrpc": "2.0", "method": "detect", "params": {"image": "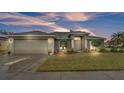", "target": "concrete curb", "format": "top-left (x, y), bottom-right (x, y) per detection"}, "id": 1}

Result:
top-left (38, 69), bottom-right (124, 72)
